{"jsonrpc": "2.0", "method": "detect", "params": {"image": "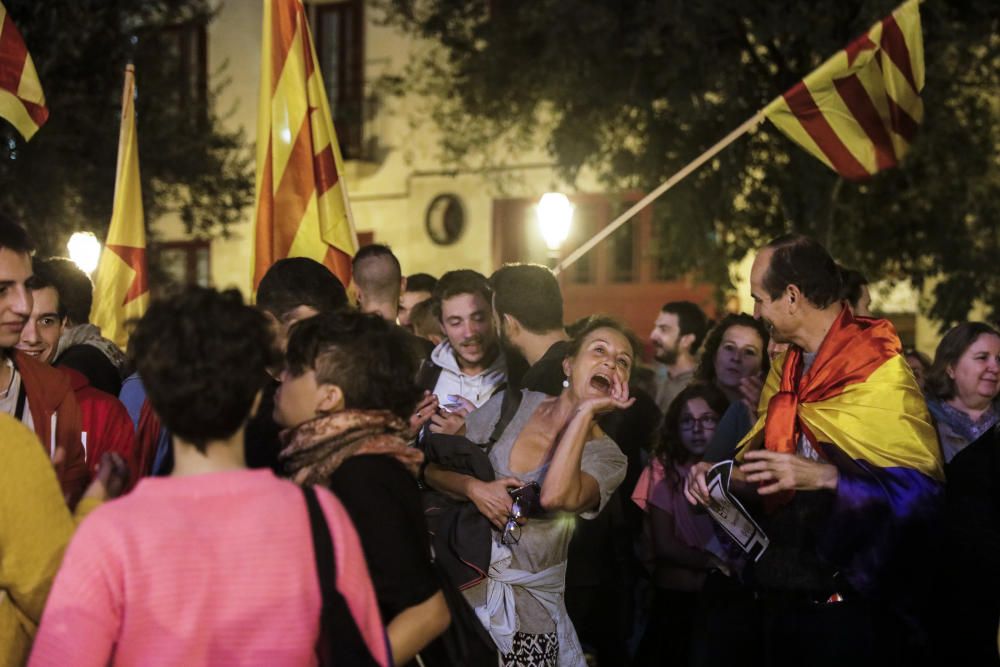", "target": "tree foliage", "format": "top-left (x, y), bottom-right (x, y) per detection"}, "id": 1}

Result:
top-left (375, 0), bottom-right (1000, 327)
top-left (0, 0), bottom-right (253, 259)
